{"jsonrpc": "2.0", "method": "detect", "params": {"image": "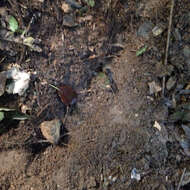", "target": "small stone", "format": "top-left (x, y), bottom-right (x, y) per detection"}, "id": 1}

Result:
top-left (131, 168), bottom-right (141, 181)
top-left (62, 15), bottom-right (78, 28)
top-left (137, 21), bottom-right (154, 39)
top-left (166, 76), bottom-right (176, 90)
top-left (65, 0), bottom-right (82, 9)
top-left (153, 121), bottom-right (162, 131)
top-left (40, 119), bottom-right (62, 144)
top-left (152, 25), bottom-right (164, 36)
top-left (148, 81), bottom-right (162, 94)
top-left (61, 2), bottom-right (73, 13)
